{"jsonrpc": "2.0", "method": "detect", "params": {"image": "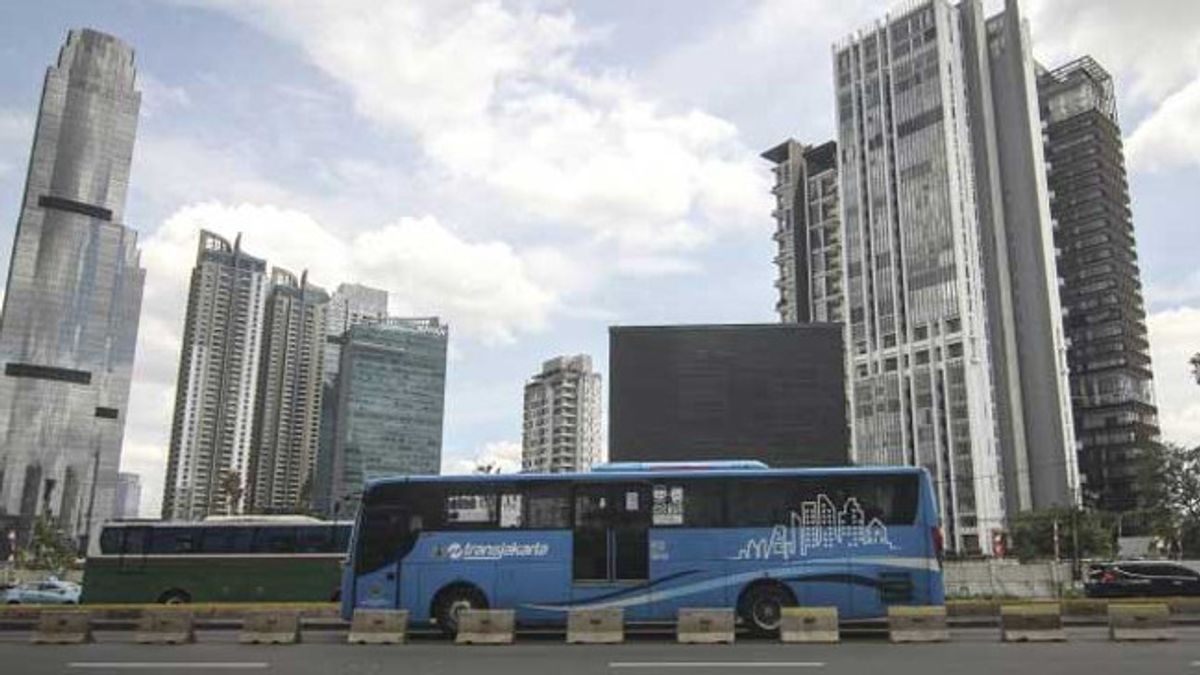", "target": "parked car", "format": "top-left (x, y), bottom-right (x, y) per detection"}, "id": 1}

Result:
top-left (1, 578), bottom-right (81, 604)
top-left (1084, 561), bottom-right (1200, 597)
